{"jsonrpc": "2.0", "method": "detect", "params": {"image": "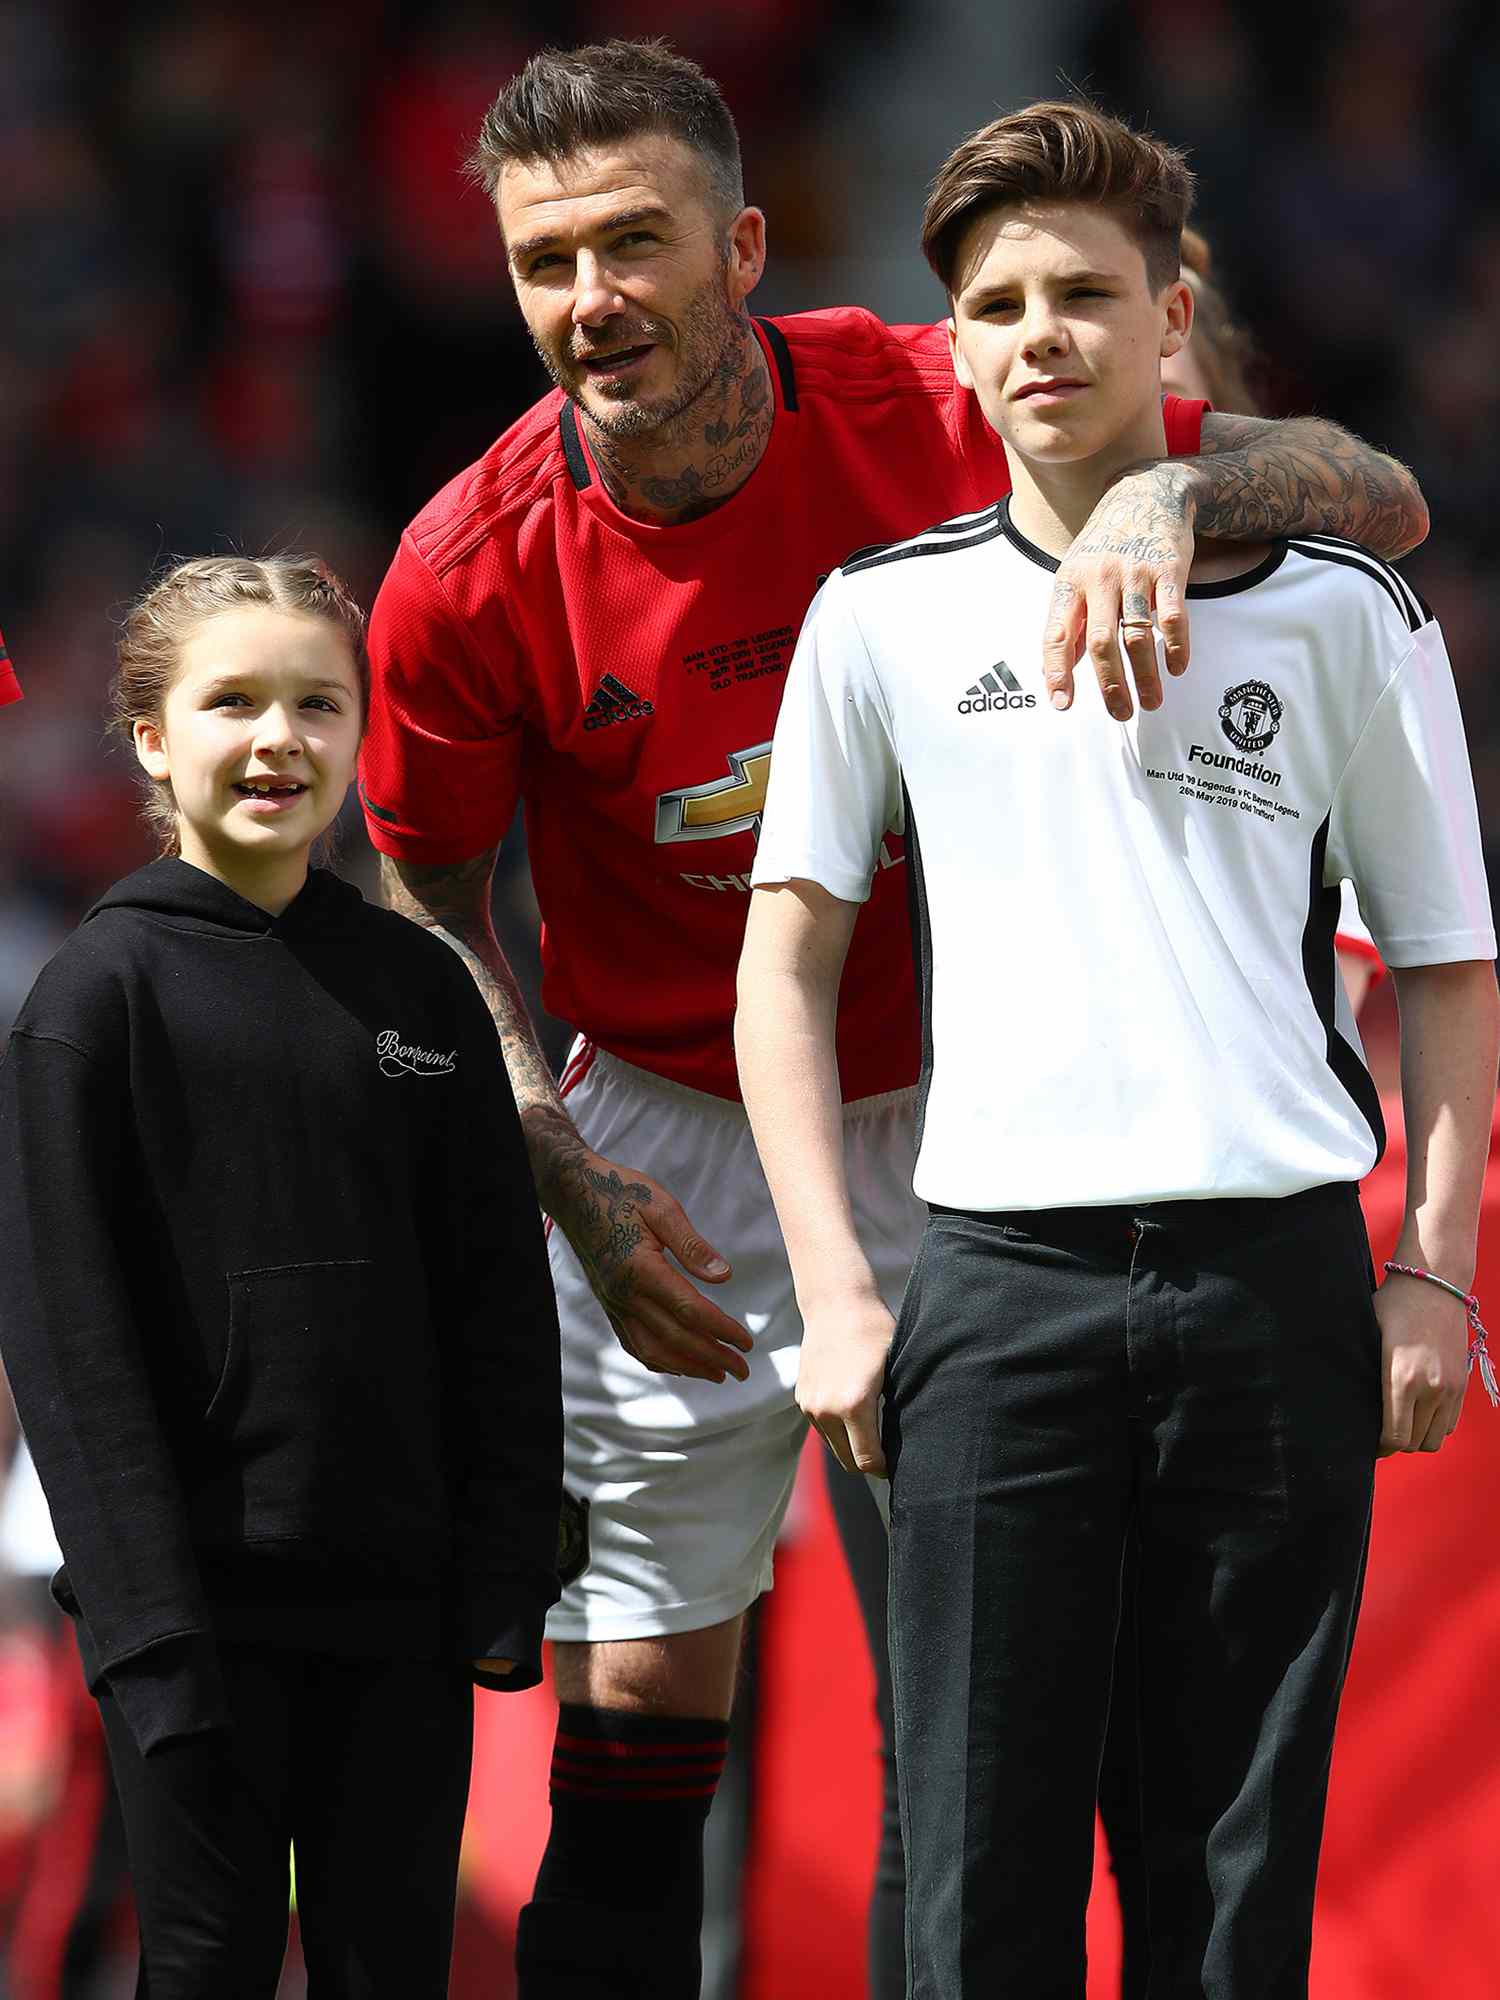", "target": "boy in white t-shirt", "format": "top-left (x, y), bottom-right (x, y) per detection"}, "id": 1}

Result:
top-left (735, 99), bottom-right (1498, 1999)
